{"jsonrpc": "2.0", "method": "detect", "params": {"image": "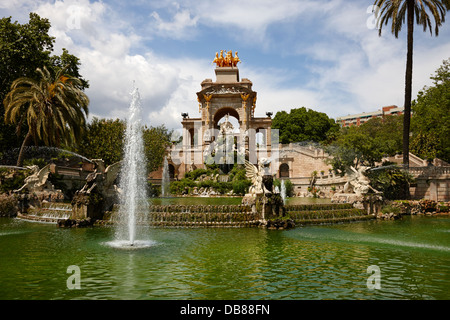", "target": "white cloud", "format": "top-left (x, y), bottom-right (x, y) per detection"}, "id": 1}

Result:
top-left (150, 8), bottom-right (199, 39)
top-left (28, 0), bottom-right (199, 129)
top-left (3, 0), bottom-right (449, 129)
